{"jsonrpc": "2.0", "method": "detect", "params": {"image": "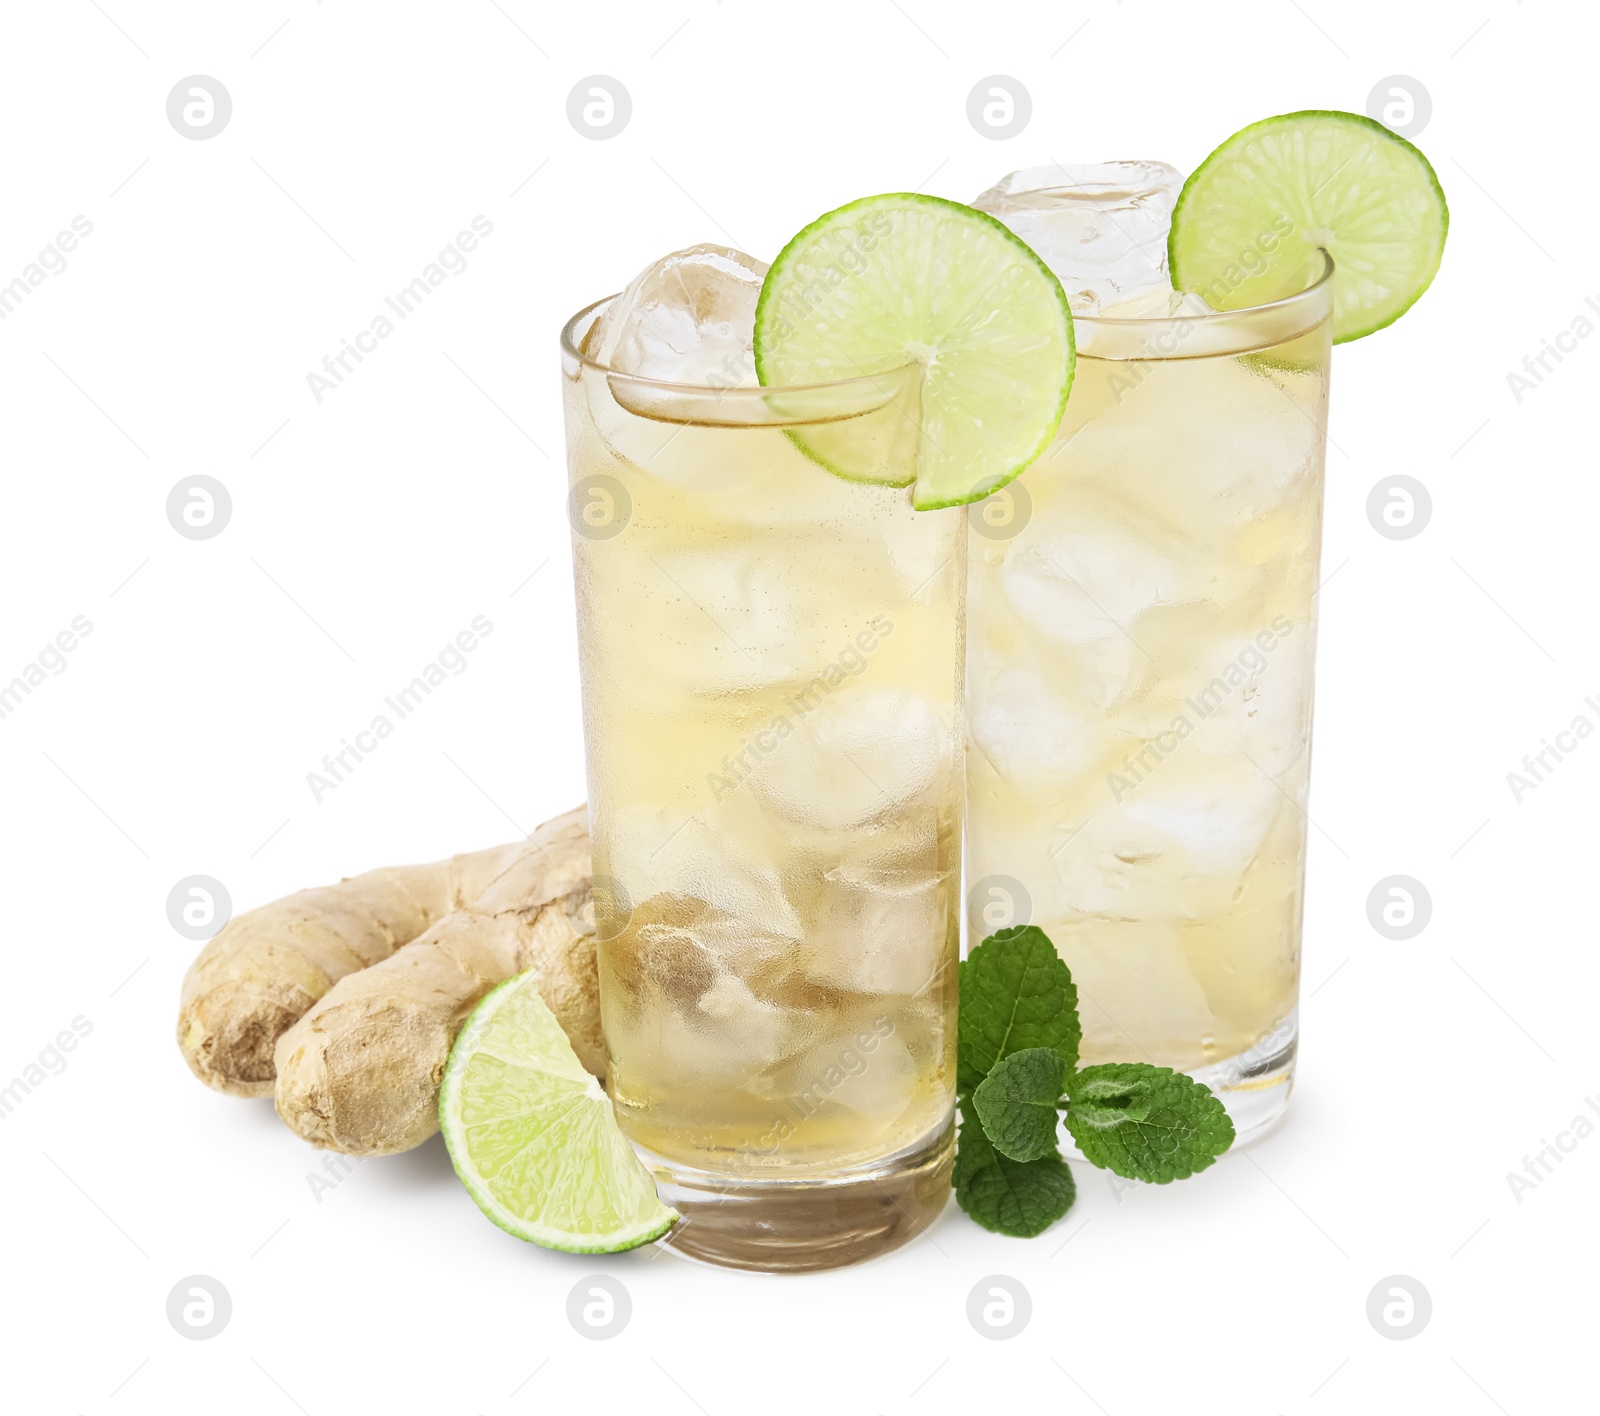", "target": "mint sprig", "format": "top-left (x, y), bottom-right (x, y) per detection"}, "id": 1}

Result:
top-left (957, 925), bottom-right (1080, 1091)
top-left (1066, 1064), bottom-right (1236, 1182)
top-left (953, 926), bottom-right (1235, 1237)
top-left (954, 1099), bottom-right (1077, 1237)
top-left (972, 1047), bottom-right (1067, 1162)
